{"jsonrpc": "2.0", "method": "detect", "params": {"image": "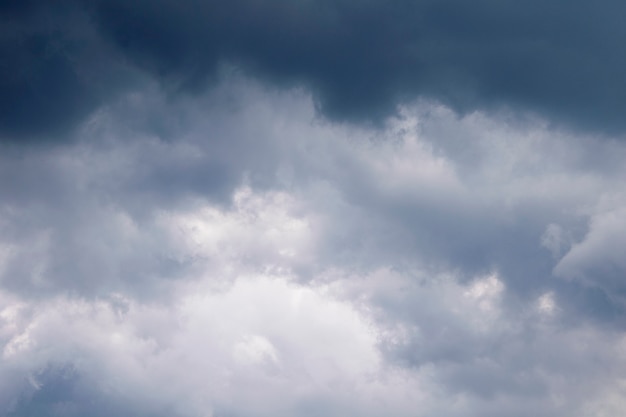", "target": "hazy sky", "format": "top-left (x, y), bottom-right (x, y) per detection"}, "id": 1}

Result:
top-left (2, 1), bottom-right (626, 416)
